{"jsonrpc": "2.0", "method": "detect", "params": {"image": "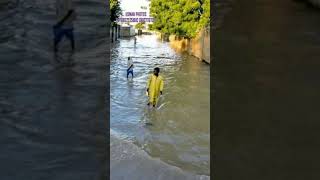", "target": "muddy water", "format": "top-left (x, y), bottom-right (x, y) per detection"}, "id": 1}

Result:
top-left (214, 0), bottom-right (320, 179)
top-left (110, 35), bottom-right (210, 175)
